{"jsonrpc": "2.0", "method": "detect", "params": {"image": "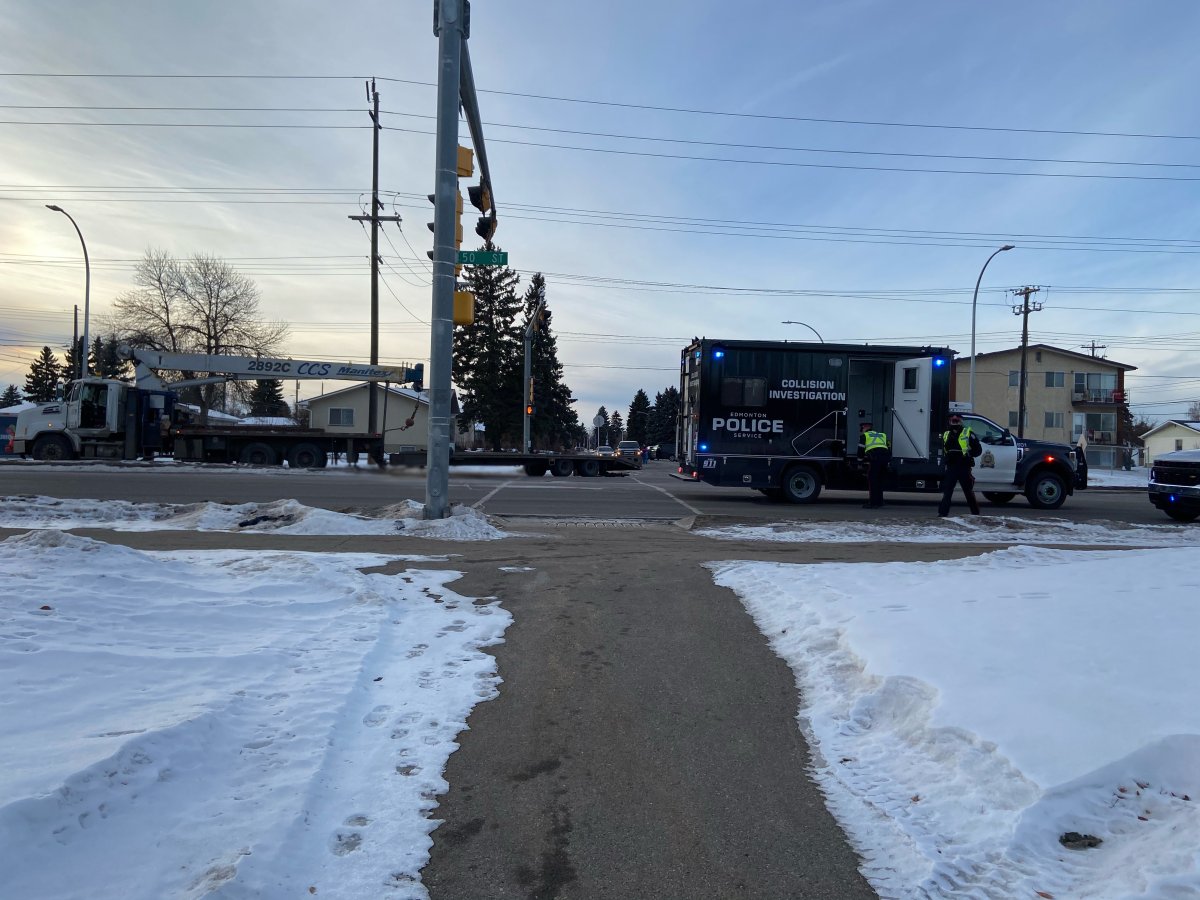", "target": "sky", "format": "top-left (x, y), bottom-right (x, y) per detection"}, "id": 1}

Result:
top-left (4, 1), bottom-right (1200, 426)
top-left (2, 490), bottom-right (1199, 898)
